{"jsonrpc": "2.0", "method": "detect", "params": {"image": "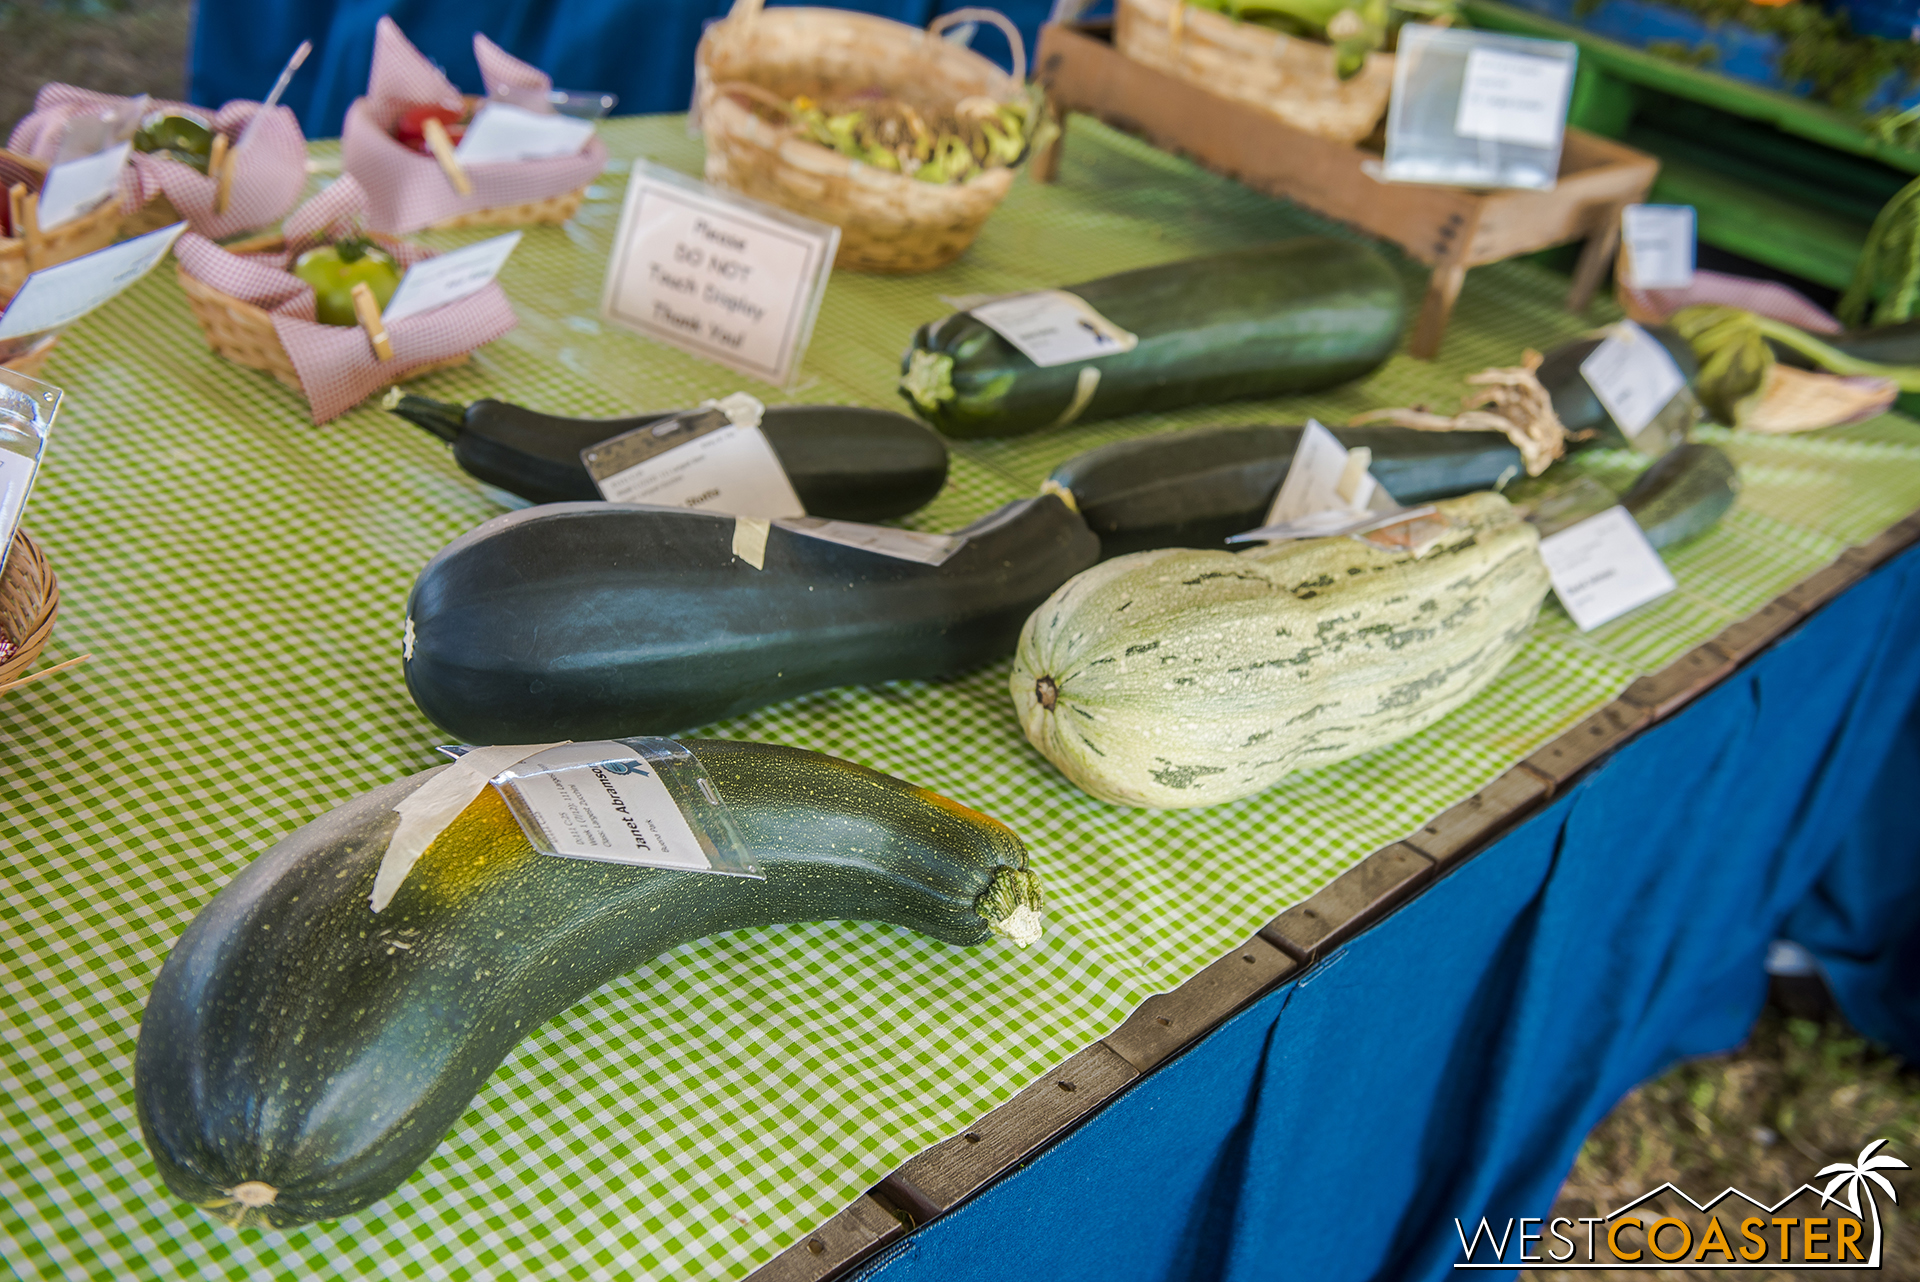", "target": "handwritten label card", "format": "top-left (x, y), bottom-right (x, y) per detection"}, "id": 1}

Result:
top-left (601, 164), bottom-right (839, 386)
top-left (0, 222), bottom-right (187, 341)
top-left (454, 102), bottom-right (596, 164)
top-left (382, 231), bottom-right (521, 323)
top-left (1454, 47), bottom-right (1574, 147)
top-left (37, 141), bottom-right (133, 230)
top-left (1580, 321), bottom-right (1687, 440)
top-left (1621, 204), bottom-right (1696, 290)
top-left (969, 291), bottom-right (1138, 367)
top-left (1538, 505), bottom-right (1676, 630)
